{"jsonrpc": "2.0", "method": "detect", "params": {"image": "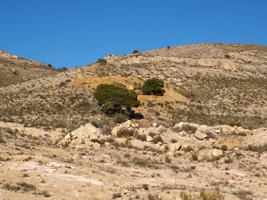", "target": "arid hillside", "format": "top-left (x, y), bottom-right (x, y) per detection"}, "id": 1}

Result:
top-left (0, 43), bottom-right (267, 200)
top-left (0, 50), bottom-right (59, 87)
top-left (0, 43), bottom-right (266, 130)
